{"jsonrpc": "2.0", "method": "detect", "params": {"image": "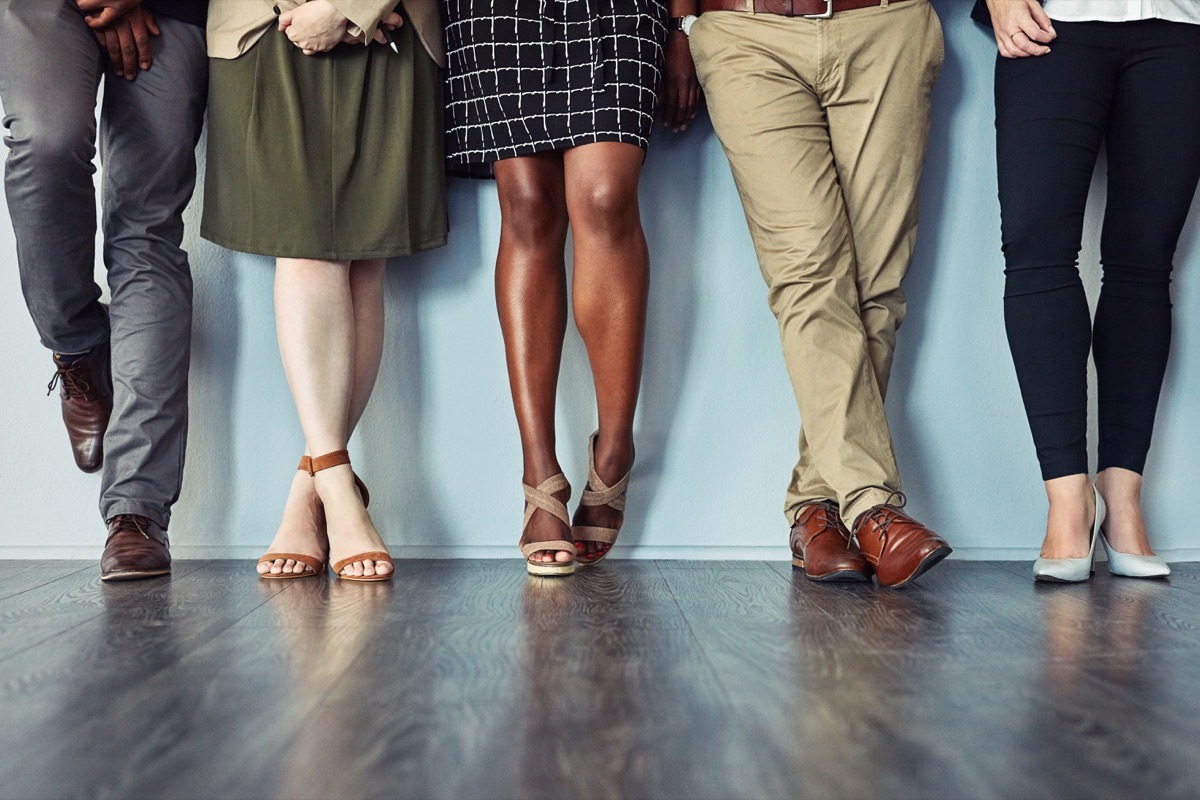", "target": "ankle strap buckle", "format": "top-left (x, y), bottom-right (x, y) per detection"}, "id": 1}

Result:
top-left (804, 0), bottom-right (833, 18)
